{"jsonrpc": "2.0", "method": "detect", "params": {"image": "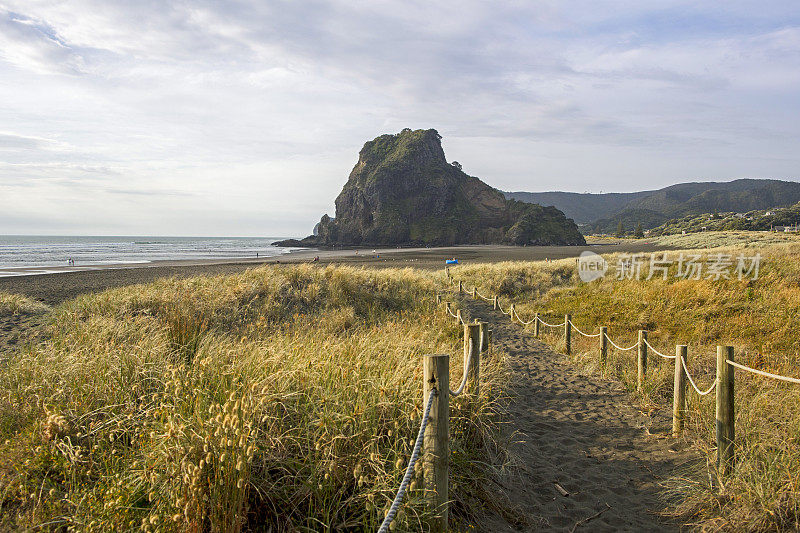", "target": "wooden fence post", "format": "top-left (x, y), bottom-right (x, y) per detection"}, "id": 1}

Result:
top-left (422, 354), bottom-right (449, 531)
top-left (472, 287), bottom-right (477, 300)
top-left (716, 345), bottom-right (735, 476)
top-left (534, 313), bottom-right (540, 338)
top-left (637, 330), bottom-right (648, 391)
top-left (672, 345), bottom-right (688, 436)
top-left (458, 281), bottom-right (462, 294)
top-left (435, 294), bottom-right (441, 305)
top-left (444, 302), bottom-right (451, 317)
top-left (464, 323), bottom-right (481, 395)
top-left (509, 303), bottom-right (515, 323)
top-left (599, 326), bottom-right (608, 366)
top-left (492, 295), bottom-right (498, 310)
top-left (479, 322), bottom-right (489, 353)
top-left (456, 309), bottom-right (462, 324)
top-left (564, 314), bottom-right (571, 355)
